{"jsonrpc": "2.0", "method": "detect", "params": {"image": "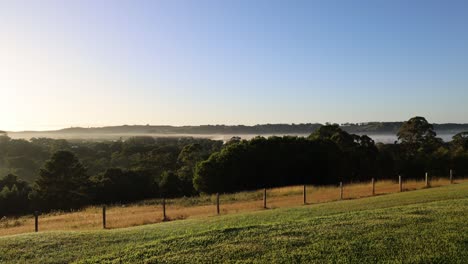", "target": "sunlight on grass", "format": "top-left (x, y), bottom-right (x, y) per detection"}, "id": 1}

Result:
top-left (0, 177), bottom-right (465, 236)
